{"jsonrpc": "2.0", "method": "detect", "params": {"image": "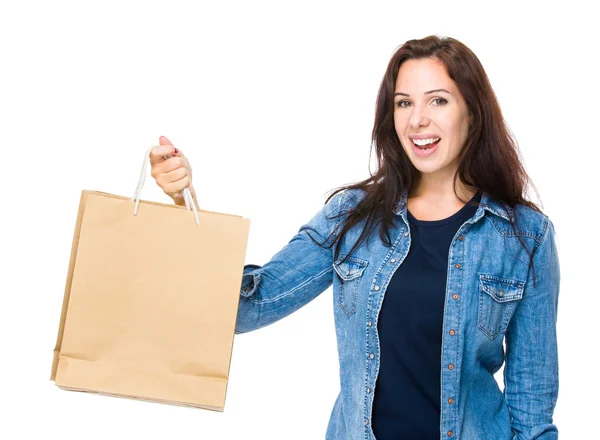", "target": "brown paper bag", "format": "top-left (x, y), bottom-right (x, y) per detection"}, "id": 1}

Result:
top-left (50, 149), bottom-right (250, 411)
